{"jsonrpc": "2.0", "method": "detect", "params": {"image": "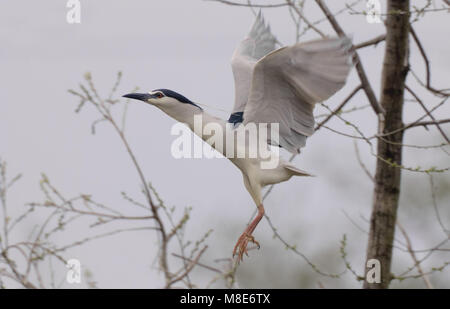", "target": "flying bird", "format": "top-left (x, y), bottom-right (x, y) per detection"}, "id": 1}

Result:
top-left (124, 13), bottom-right (354, 261)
